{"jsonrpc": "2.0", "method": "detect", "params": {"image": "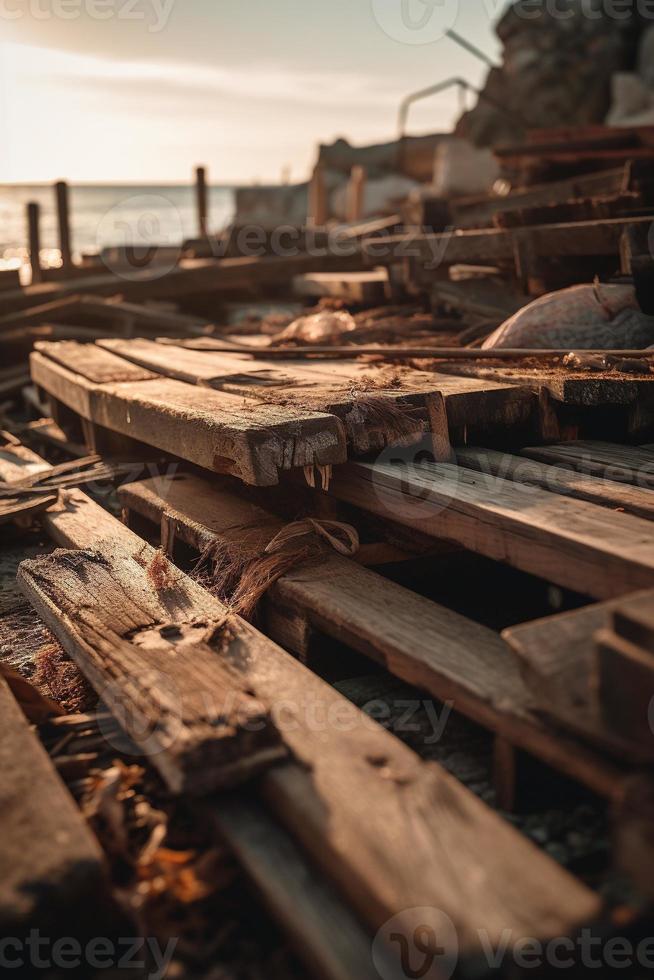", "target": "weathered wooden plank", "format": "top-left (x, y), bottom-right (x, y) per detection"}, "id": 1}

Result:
top-left (449, 167), bottom-right (628, 229)
top-left (0, 433), bottom-right (52, 483)
top-left (363, 215), bottom-right (654, 267)
top-left (212, 799), bottom-right (378, 980)
top-left (19, 545), bottom-right (284, 795)
top-left (457, 447), bottom-right (654, 521)
top-left (119, 473), bottom-right (622, 798)
top-left (503, 594), bottom-right (654, 761)
top-left (292, 269), bottom-right (389, 304)
top-left (523, 441), bottom-right (654, 485)
top-left (98, 337), bottom-right (536, 452)
top-left (31, 344), bottom-right (347, 485)
top-left (0, 433), bottom-right (58, 523)
top-left (327, 460), bottom-right (654, 599)
top-left (0, 252), bottom-right (365, 315)
top-left (441, 362), bottom-right (647, 406)
top-left (595, 628), bottom-right (654, 747)
top-left (613, 591), bottom-right (654, 653)
top-left (0, 674), bottom-right (108, 931)
top-left (32, 486), bottom-right (599, 954)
